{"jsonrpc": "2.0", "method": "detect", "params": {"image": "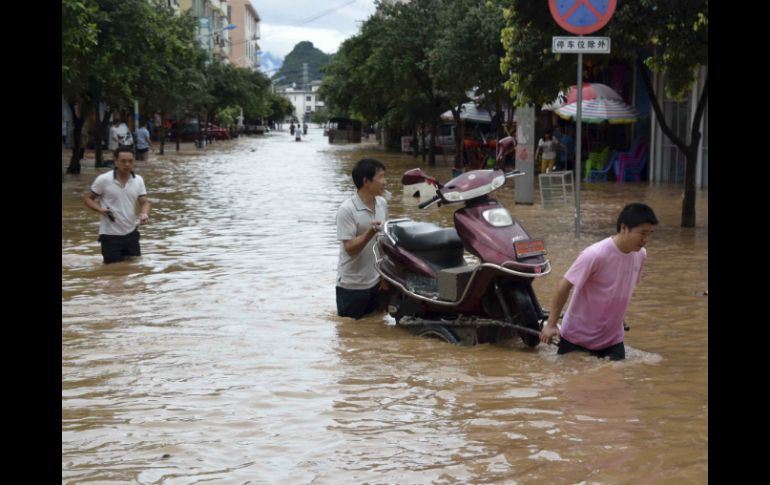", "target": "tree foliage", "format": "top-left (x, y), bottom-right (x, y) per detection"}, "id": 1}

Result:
top-left (320, 0), bottom-right (515, 162)
top-left (61, 0), bottom-right (284, 171)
